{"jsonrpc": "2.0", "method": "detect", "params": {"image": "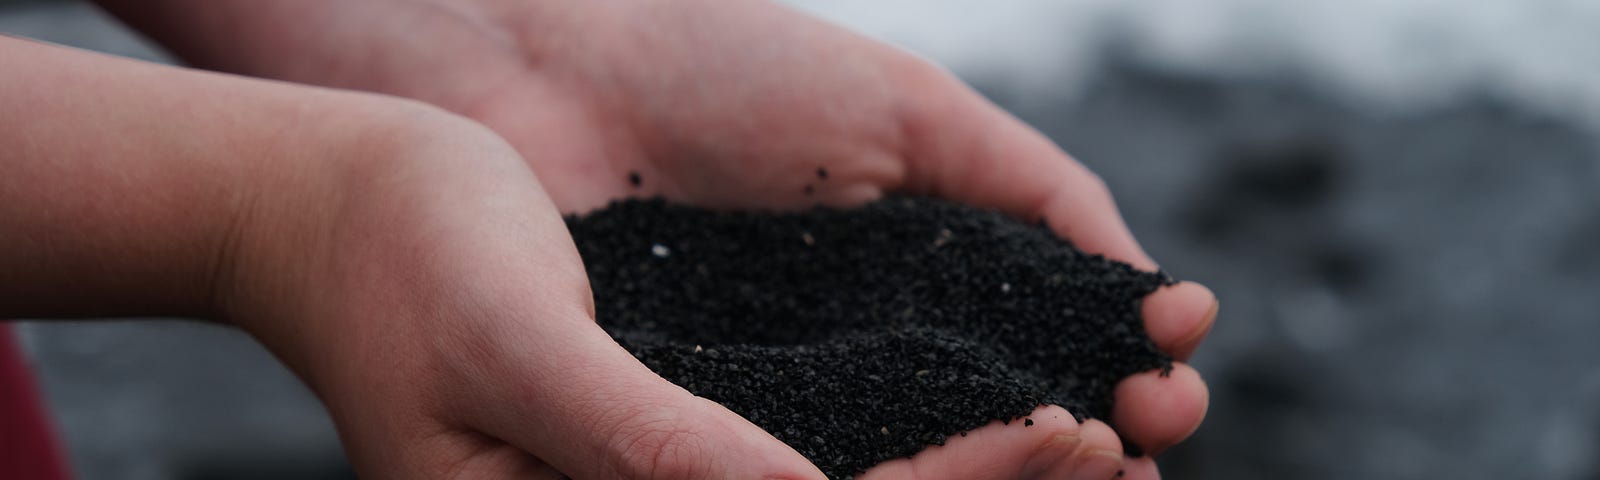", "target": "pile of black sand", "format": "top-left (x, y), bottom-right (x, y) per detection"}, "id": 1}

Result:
top-left (567, 197), bottom-right (1173, 479)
